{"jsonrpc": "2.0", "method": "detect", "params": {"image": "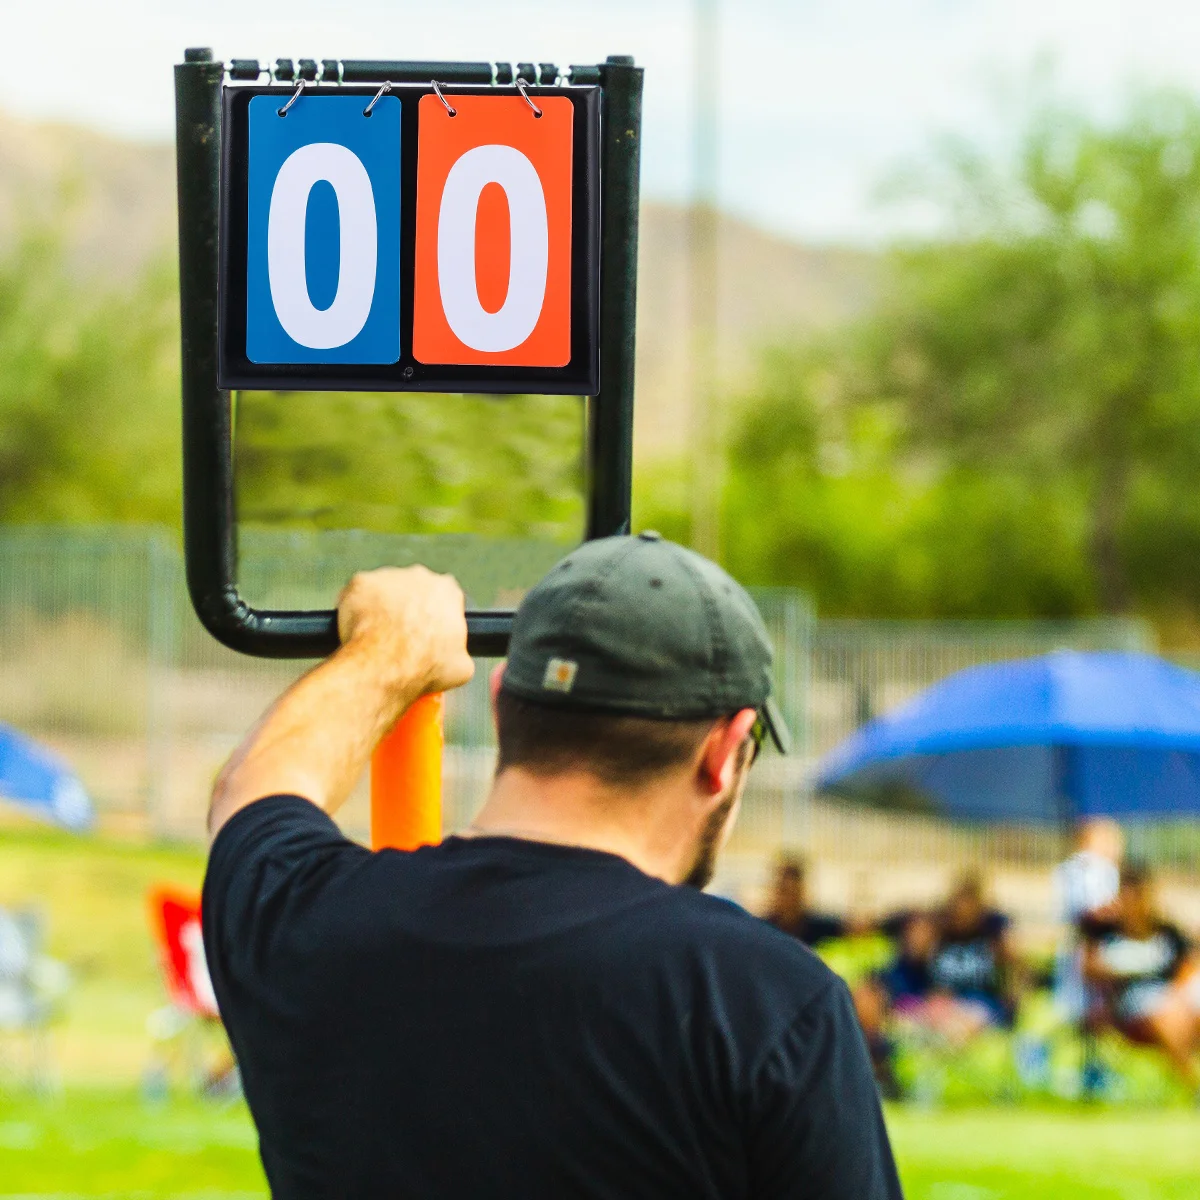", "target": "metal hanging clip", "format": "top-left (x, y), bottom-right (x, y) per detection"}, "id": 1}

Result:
top-left (276, 78), bottom-right (305, 118)
top-left (363, 81), bottom-right (394, 117)
top-left (430, 79), bottom-right (457, 117)
top-left (514, 76), bottom-right (542, 118)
